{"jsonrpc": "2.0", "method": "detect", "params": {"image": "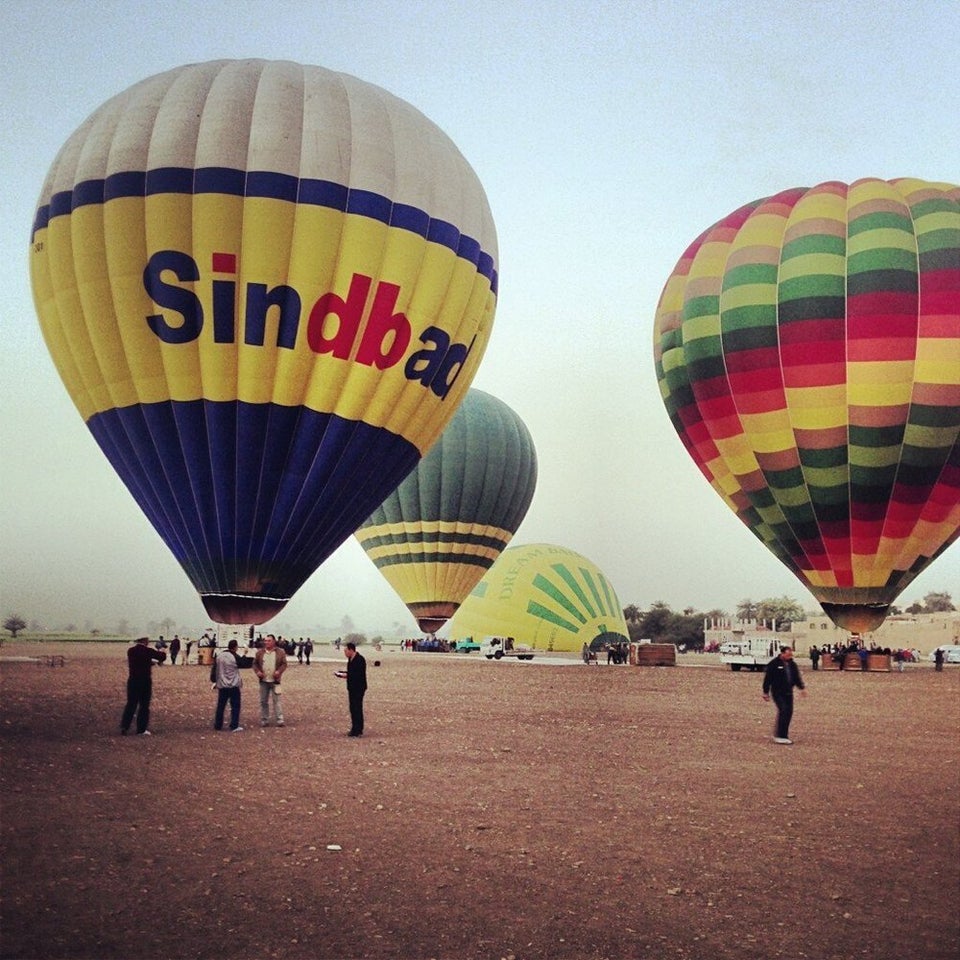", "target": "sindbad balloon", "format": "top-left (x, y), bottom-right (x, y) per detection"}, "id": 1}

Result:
top-left (30, 60), bottom-right (498, 624)
top-left (355, 389), bottom-right (537, 633)
top-left (654, 178), bottom-right (959, 634)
